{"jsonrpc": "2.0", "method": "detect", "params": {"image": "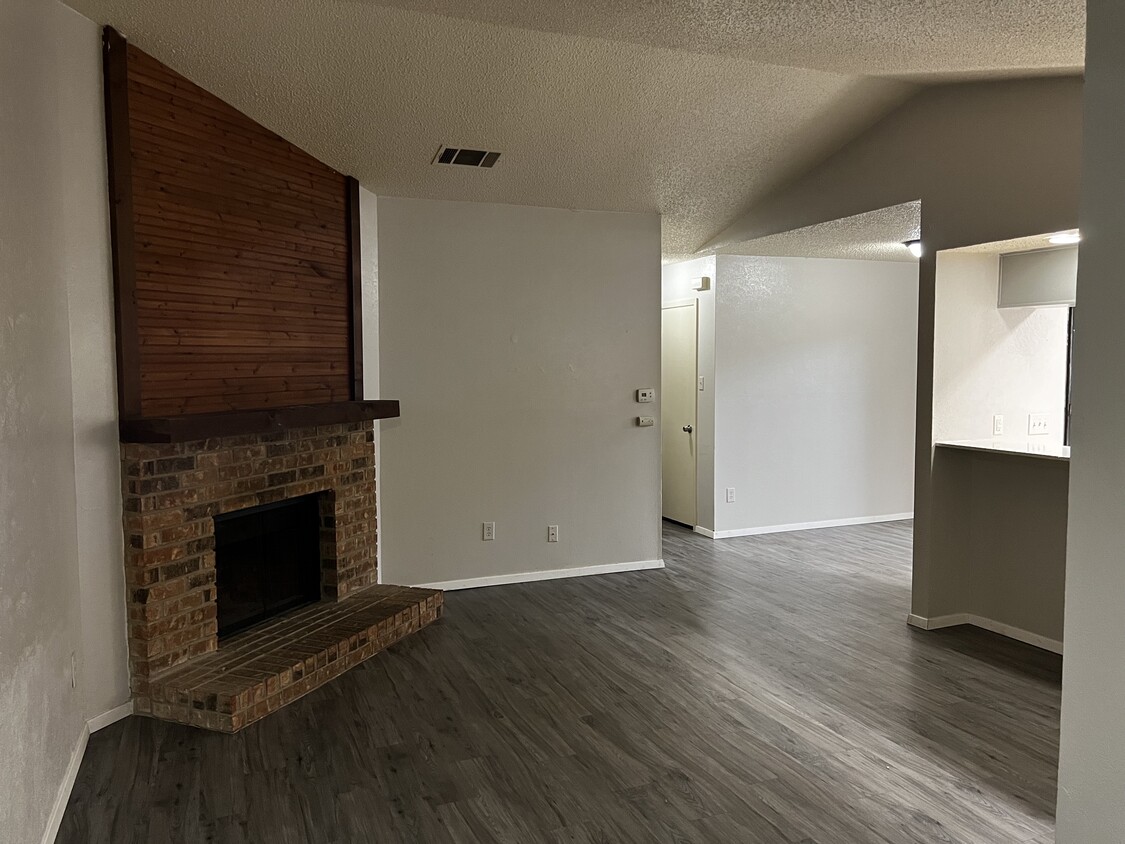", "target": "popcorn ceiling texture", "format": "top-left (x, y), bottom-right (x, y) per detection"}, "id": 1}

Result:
top-left (720, 201), bottom-right (922, 263)
top-left (66, 0), bottom-right (912, 258)
top-left (367, 0), bottom-right (1084, 79)
top-left (63, 0), bottom-right (1082, 256)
